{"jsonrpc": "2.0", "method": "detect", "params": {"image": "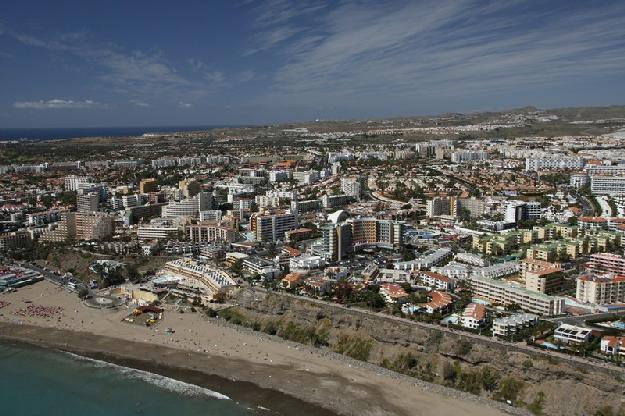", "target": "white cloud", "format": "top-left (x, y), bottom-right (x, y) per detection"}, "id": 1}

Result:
top-left (130, 99), bottom-right (150, 108)
top-left (178, 101), bottom-right (193, 108)
top-left (243, 0), bottom-right (326, 55)
top-left (204, 71), bottom-right (224, 83)
top-left (260, 1), bottom-right (625, 103)
top-left (9, 30), bottom-right (191, 97)
top-left (13, 99), bottom-right (100, 109)
top-left (236, 70), bottom-right (255, 83)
